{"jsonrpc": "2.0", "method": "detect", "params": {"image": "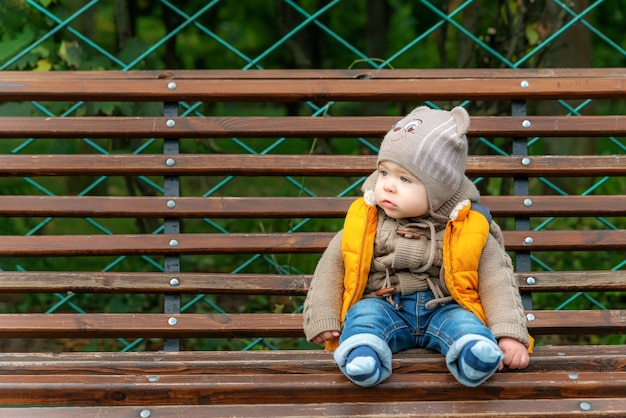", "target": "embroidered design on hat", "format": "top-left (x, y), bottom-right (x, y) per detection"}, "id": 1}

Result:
top-left (388, 119), bottom-right (423, 141)
top-left (404, 120), bottom-right (422, 133)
